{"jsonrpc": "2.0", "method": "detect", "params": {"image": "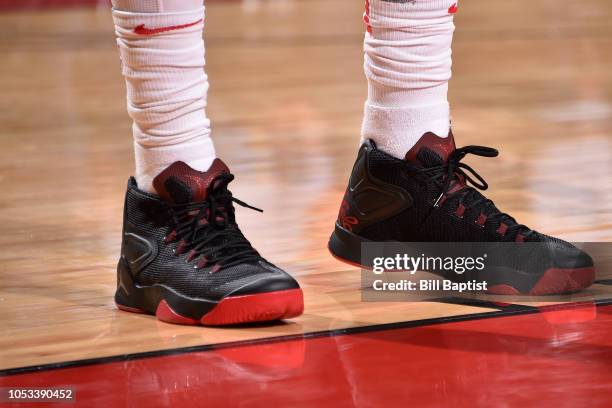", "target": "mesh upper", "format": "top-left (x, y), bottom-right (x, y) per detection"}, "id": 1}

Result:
top-left (124, 183), bottom-right (288, 300)
top-left (350, 144), bottom-right (592, 282)
top-left (362, 145), bottom-right (575, 248)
